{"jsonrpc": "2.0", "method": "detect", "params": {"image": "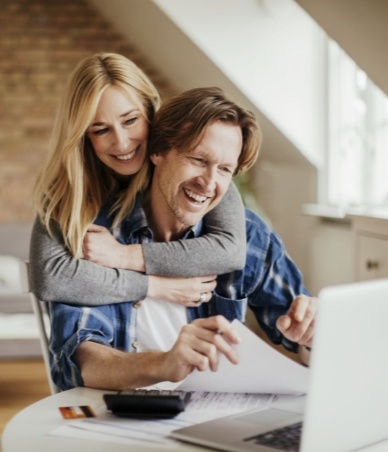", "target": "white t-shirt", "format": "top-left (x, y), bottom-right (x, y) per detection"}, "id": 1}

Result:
top-left (135, 297), bottom-right (188, 352)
